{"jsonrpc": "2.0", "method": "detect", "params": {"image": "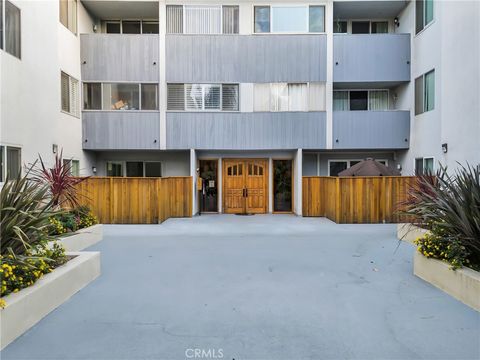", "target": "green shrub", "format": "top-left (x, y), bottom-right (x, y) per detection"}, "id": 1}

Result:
top-left (405, 164), bottom-right (480, 269)
top-left (1, 242), bottom-right (67, 297)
